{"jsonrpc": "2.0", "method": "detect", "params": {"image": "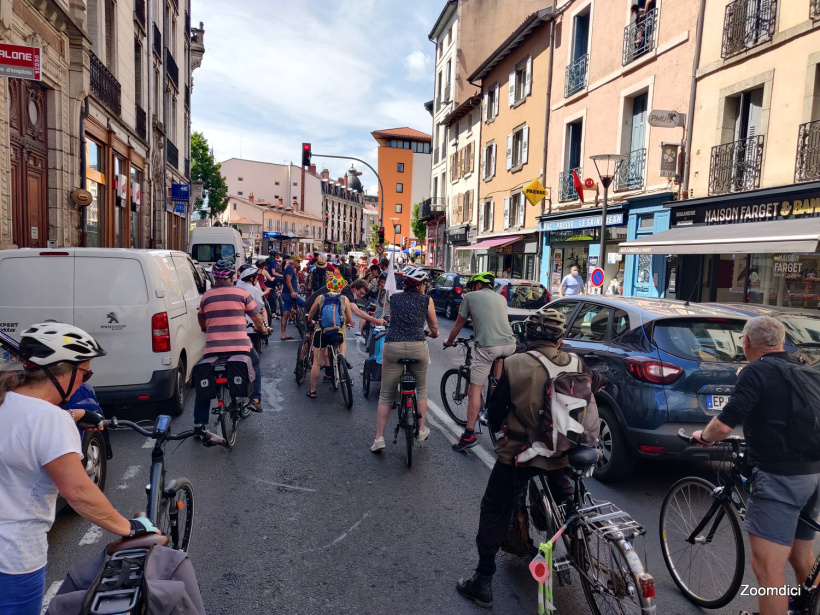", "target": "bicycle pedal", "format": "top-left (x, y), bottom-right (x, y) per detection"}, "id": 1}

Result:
top-left (554, 557), bottom-right (572, 587)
